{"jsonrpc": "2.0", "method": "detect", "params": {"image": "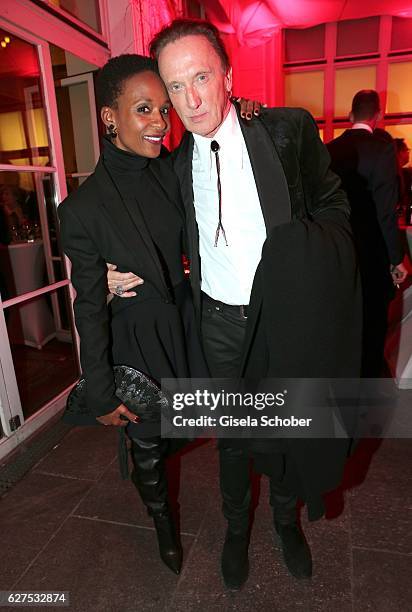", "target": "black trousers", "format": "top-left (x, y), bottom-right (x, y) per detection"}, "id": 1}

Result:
top-left (201, 293), bottom-right (297, 531)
